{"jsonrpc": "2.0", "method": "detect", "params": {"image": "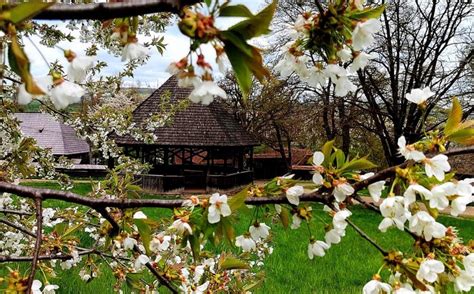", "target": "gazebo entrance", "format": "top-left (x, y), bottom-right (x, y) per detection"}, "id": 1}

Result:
top-left (123, 145), bottom-right (254, 192)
